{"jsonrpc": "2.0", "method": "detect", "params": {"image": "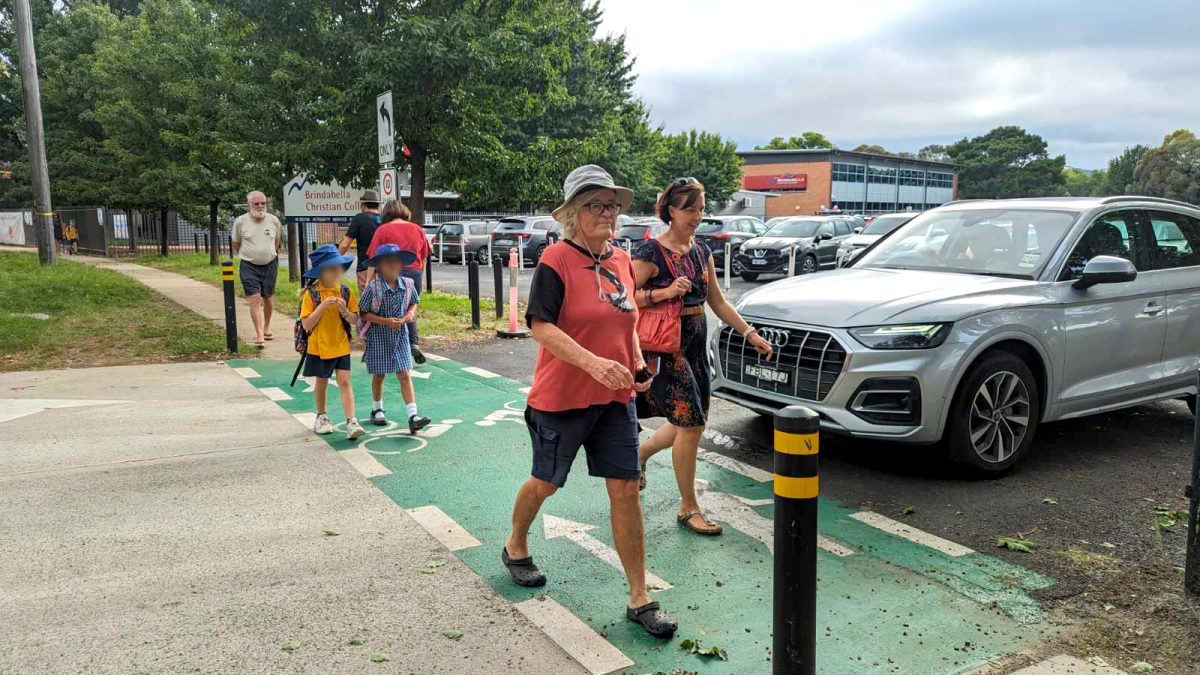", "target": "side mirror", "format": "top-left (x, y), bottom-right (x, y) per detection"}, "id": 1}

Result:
top-left (817, 232), bottom-right (833, 241)
top-left (845, 248), bottom-right (866, 265)
top-left (1073, 255), bottom-right (1137, 290)
top-left (853, 227), bottom-right (863, 234)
